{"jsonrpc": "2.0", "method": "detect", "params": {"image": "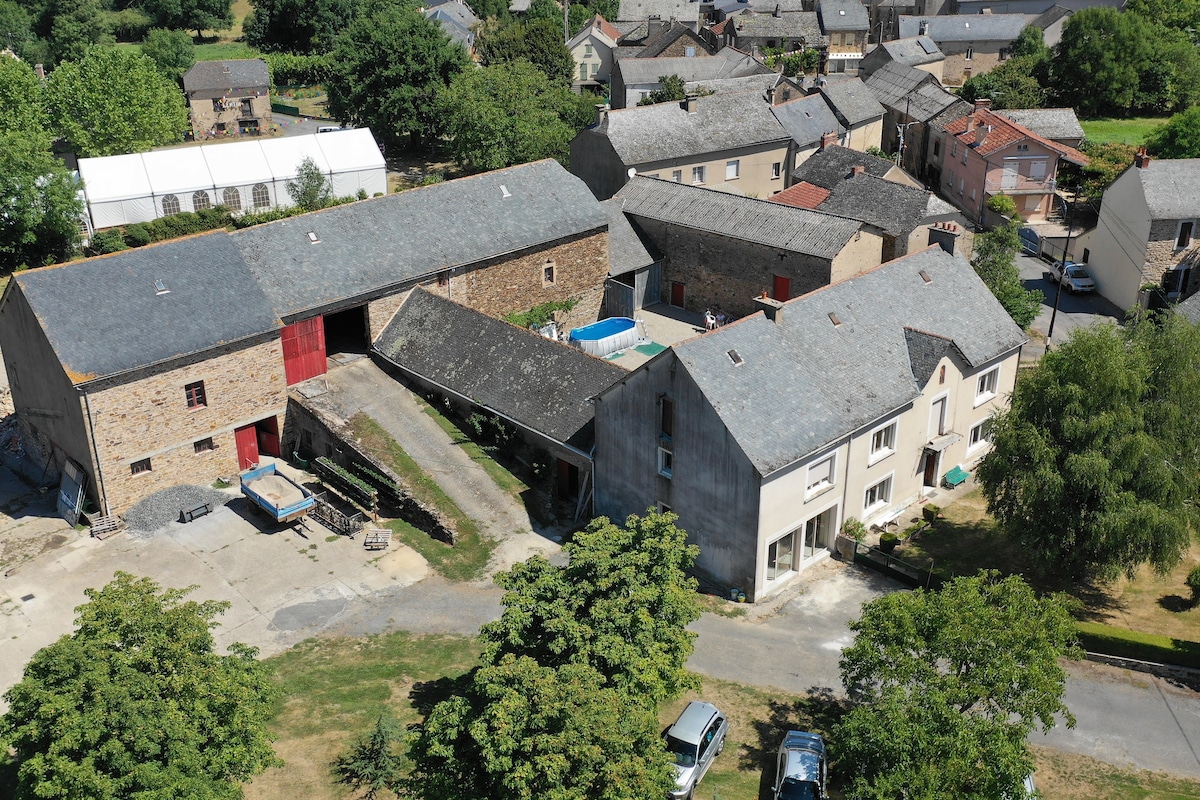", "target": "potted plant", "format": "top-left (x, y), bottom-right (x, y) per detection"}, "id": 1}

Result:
top-left (840, 517), bottom-right (867, 543)
top-left (879, 531), bottom-right (900, 554)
